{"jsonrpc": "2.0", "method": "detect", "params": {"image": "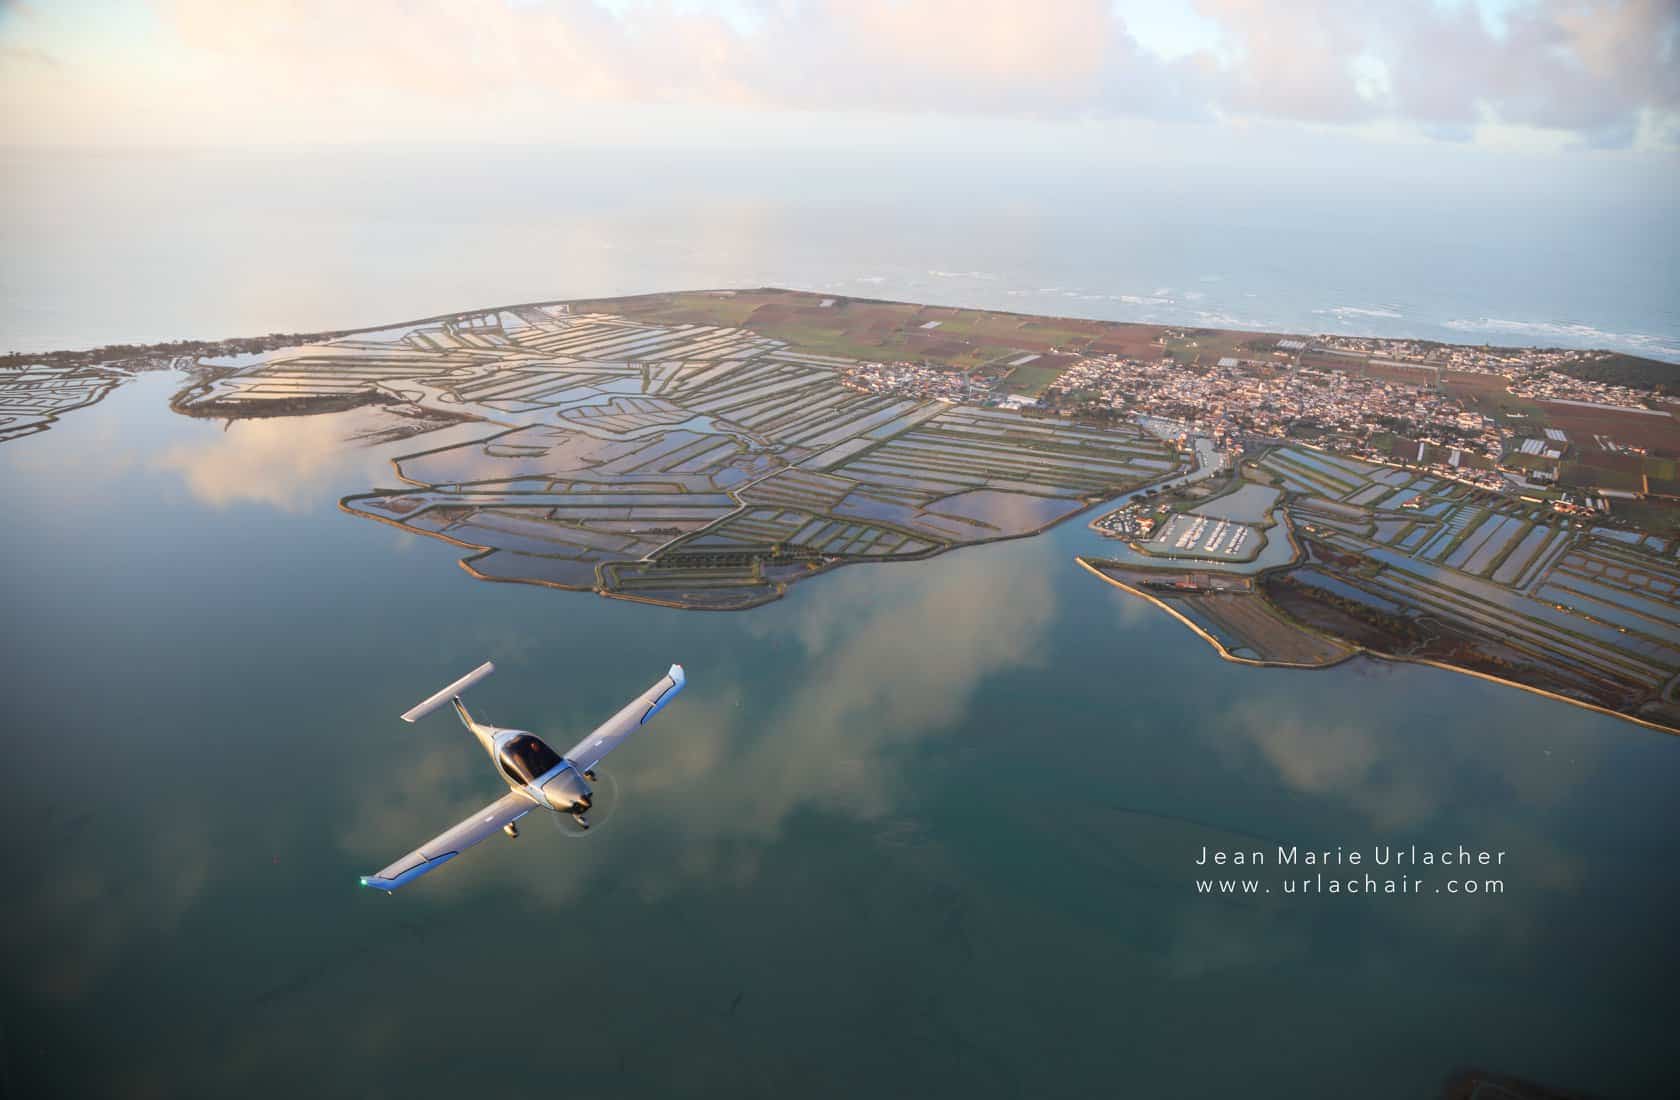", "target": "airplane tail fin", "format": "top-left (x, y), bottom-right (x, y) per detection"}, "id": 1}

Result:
top-left (450, 695), bottom-right (482, 733)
